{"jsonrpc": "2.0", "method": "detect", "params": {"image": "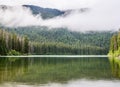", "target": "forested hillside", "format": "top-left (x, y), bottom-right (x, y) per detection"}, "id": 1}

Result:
top-left (0, 4), bottom-right (115, 55)
top-left (4, 26), bottom-right (114, 55)
top-left (0, 5), bottom-right (64, 19)
top-left (0, 29), bottom-right (31, 55)
top-left (23, 5), bottom-right (64, 19)
top-left (32, 42), bottom-right (107, 55)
